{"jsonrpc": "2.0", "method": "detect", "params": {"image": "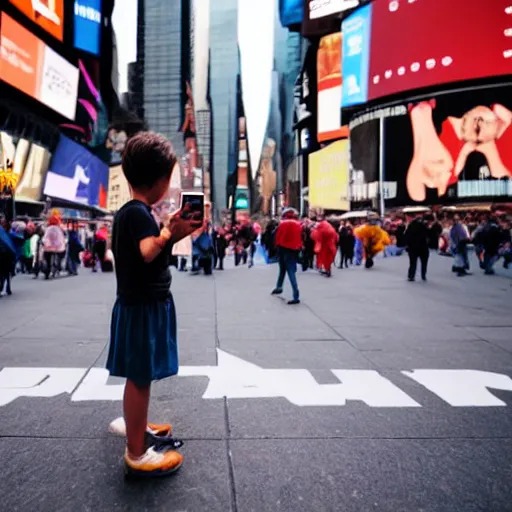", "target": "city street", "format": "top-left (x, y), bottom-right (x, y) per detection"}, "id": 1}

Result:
top-left (1, 254), bottom-right (512, 511)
